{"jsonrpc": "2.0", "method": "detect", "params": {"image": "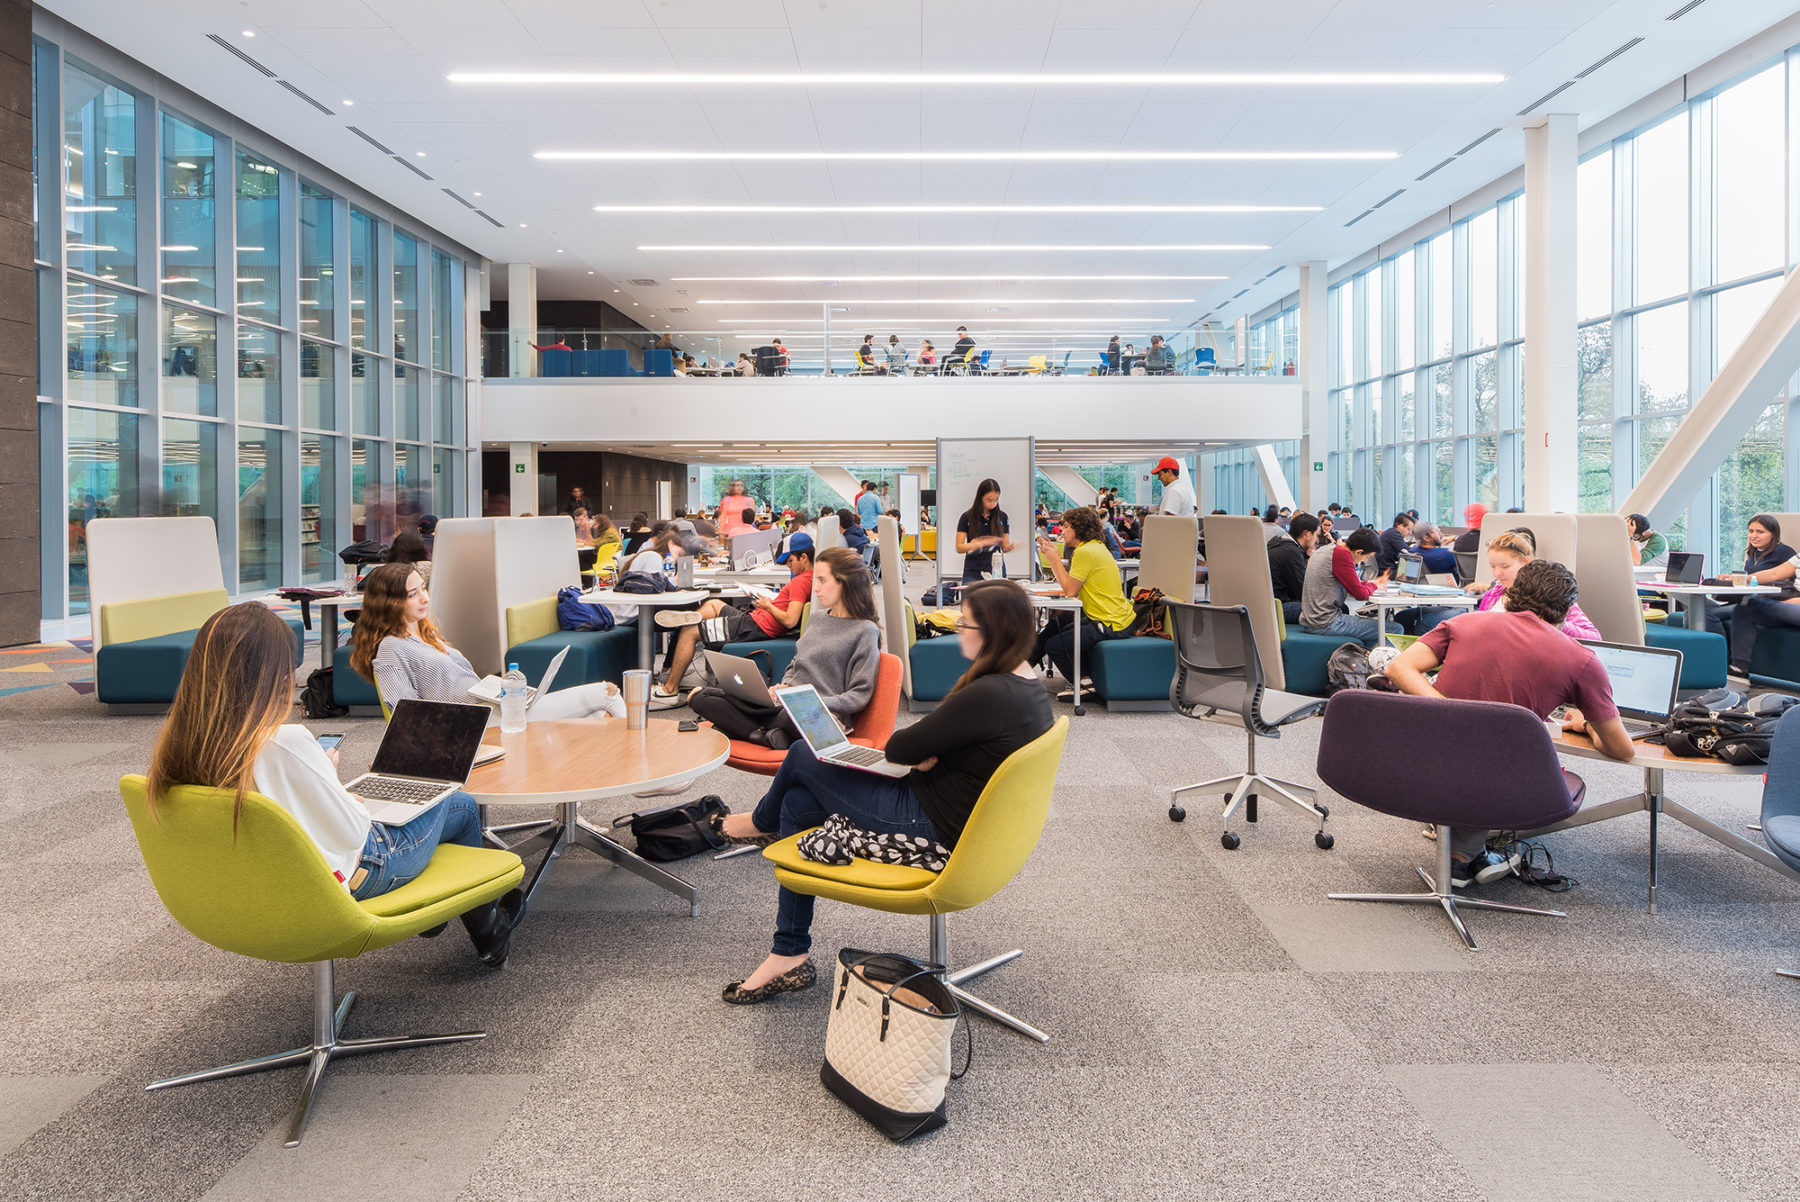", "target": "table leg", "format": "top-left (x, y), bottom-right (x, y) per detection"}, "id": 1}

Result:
top-left (572, 815), bottom-right (700, 916)
top-left (319, 605), bottom-right (340, 672)
top-left (637, 616), bottom-right (655, 673)
top-left (1685, 594), bottom-right (1708, 631)
top-left (1071, 607), bottom-right (1085, 716)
